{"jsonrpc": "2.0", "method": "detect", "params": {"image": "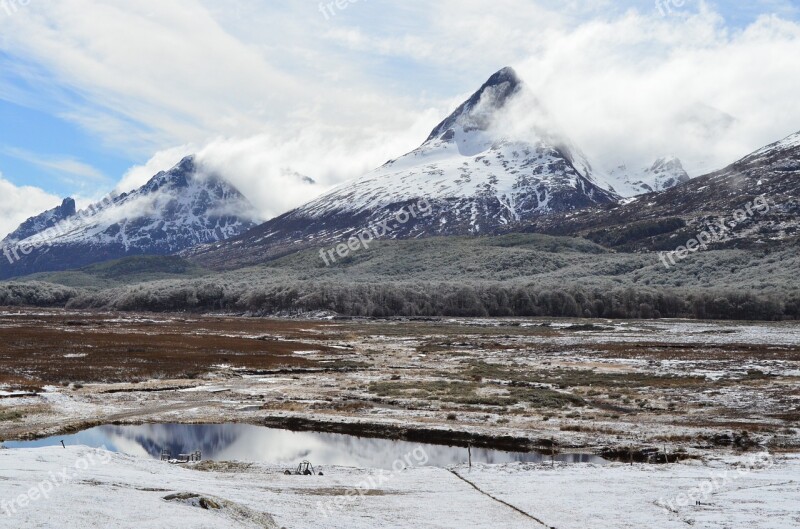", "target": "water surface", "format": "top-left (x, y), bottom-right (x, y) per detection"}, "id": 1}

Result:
top-left (6, 423), bottom-right (605, 469)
